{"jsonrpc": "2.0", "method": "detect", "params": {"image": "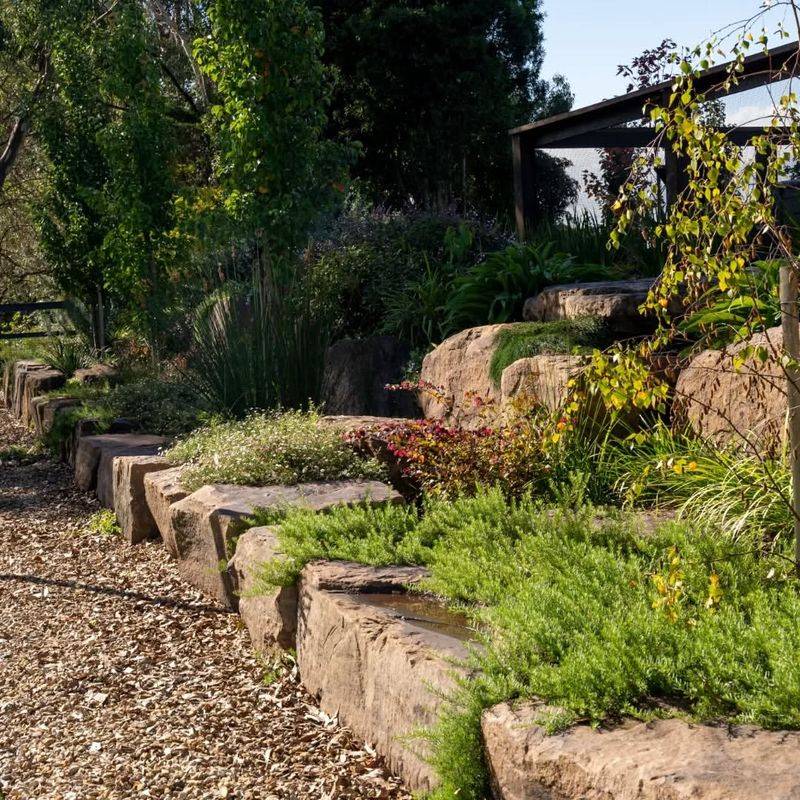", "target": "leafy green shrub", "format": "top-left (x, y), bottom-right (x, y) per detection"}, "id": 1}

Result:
top-left (104, 377), bottom-right (208, 437)
top-left (308, 209), bottom-right (506, 346)
top-left (443, 242), bottom-right (612, 334)
top-left (254, 489), bottom-right (800, 797)
top-left (488, 318), bottom-right (610, 386)
top-left (678, 260), bottom-right (782, 349)
top-left (84, 509), bottom-right (121, 537)
top-left (344, 416), bottom-right (550, 499)
top-left (166, 410), bottom-right (386, 491)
